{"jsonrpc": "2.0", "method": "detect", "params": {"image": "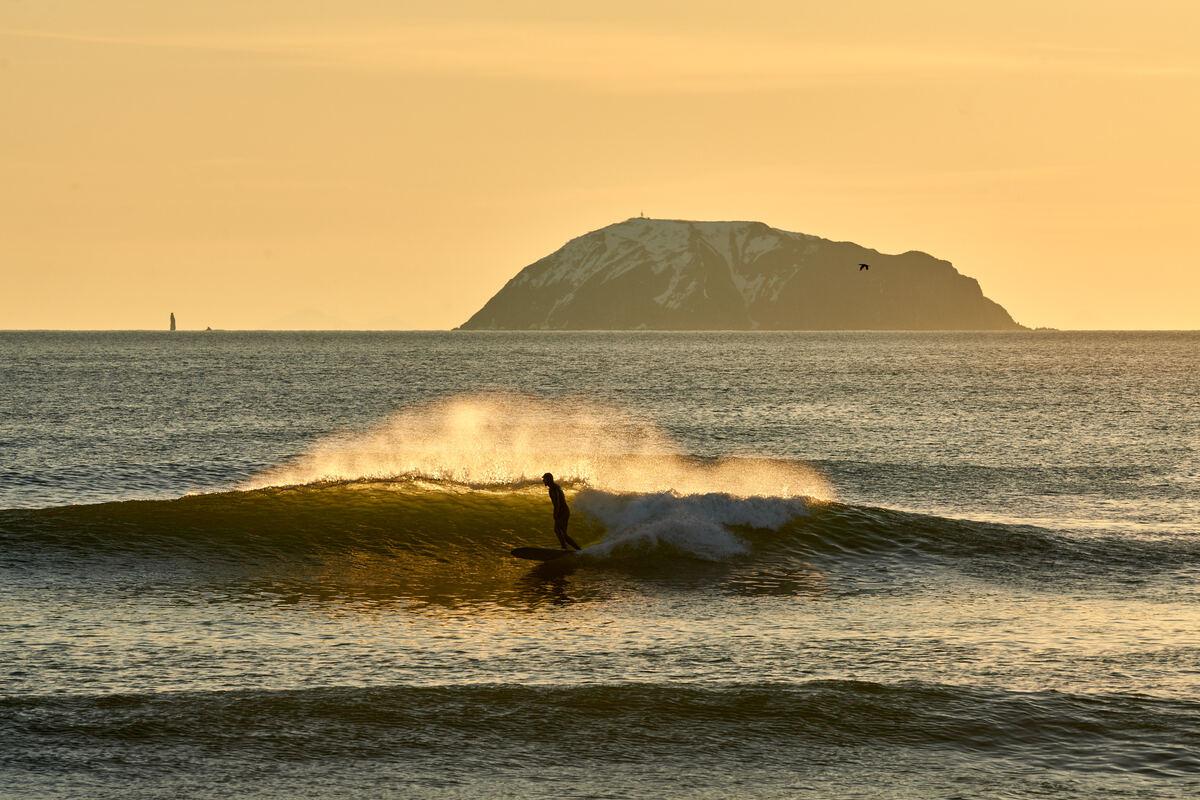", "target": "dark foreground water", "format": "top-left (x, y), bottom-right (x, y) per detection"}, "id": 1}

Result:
top-left (1, 331), bottom-right (1198, 799)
